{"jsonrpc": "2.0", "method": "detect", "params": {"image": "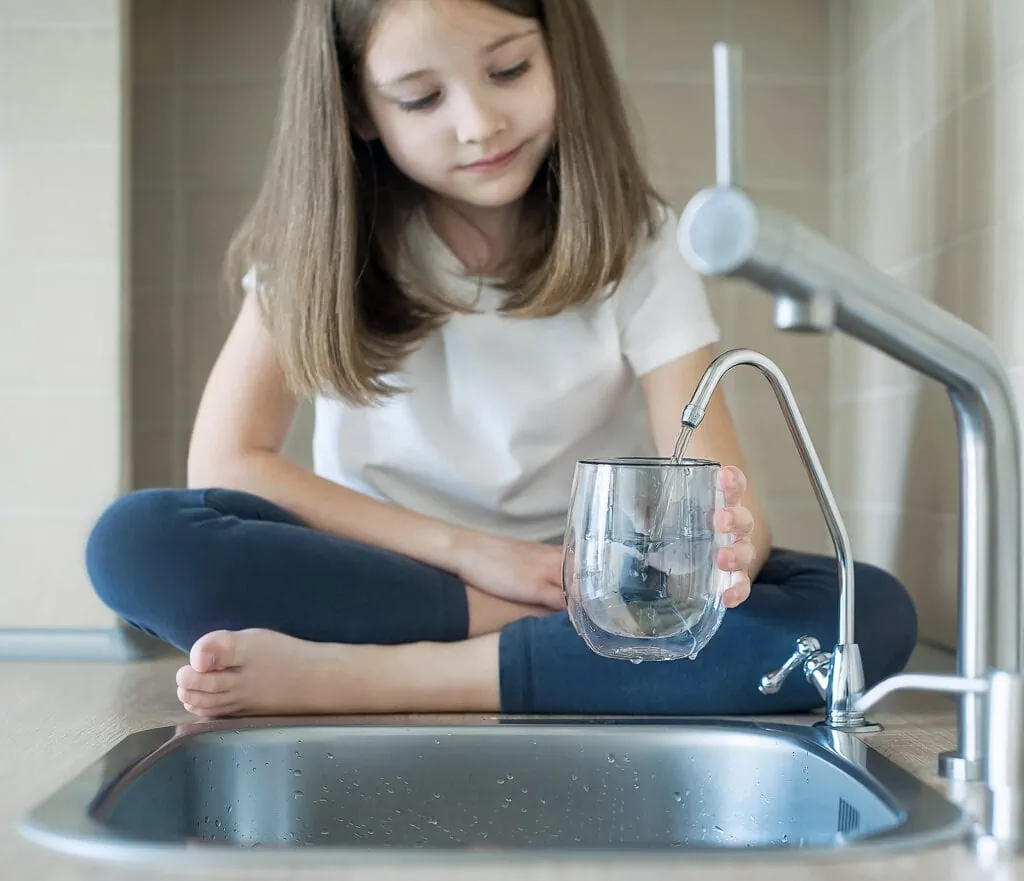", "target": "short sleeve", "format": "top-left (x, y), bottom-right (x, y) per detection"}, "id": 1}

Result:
top-left (614, 206), bottom-right (721, 376)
